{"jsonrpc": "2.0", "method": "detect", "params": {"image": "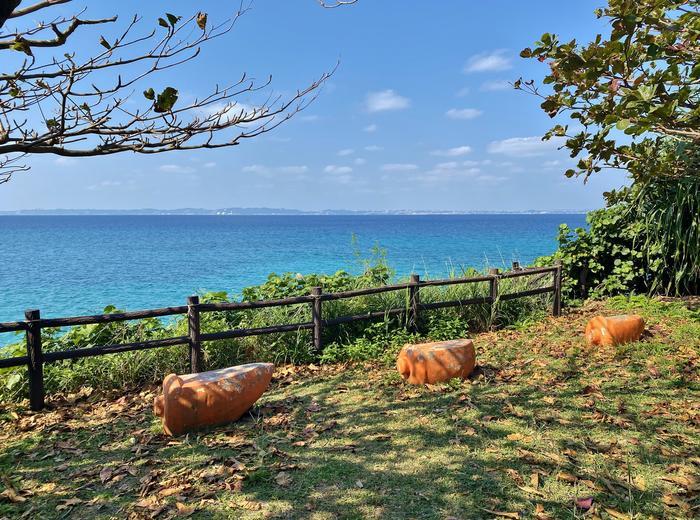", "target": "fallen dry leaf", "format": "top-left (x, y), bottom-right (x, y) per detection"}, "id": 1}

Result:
top-left (0, 488), bottom-right (26, 504)
top-left (275, 471), bottom-right (292, 487)
top-left (479, 509), bottom-right (519, 519)
top-left (99, 466), bottom-right (113, 484)
top-left (175, 501), bottom-right (195, 517)
top-left (604, 508), bottom-right (631, 519)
